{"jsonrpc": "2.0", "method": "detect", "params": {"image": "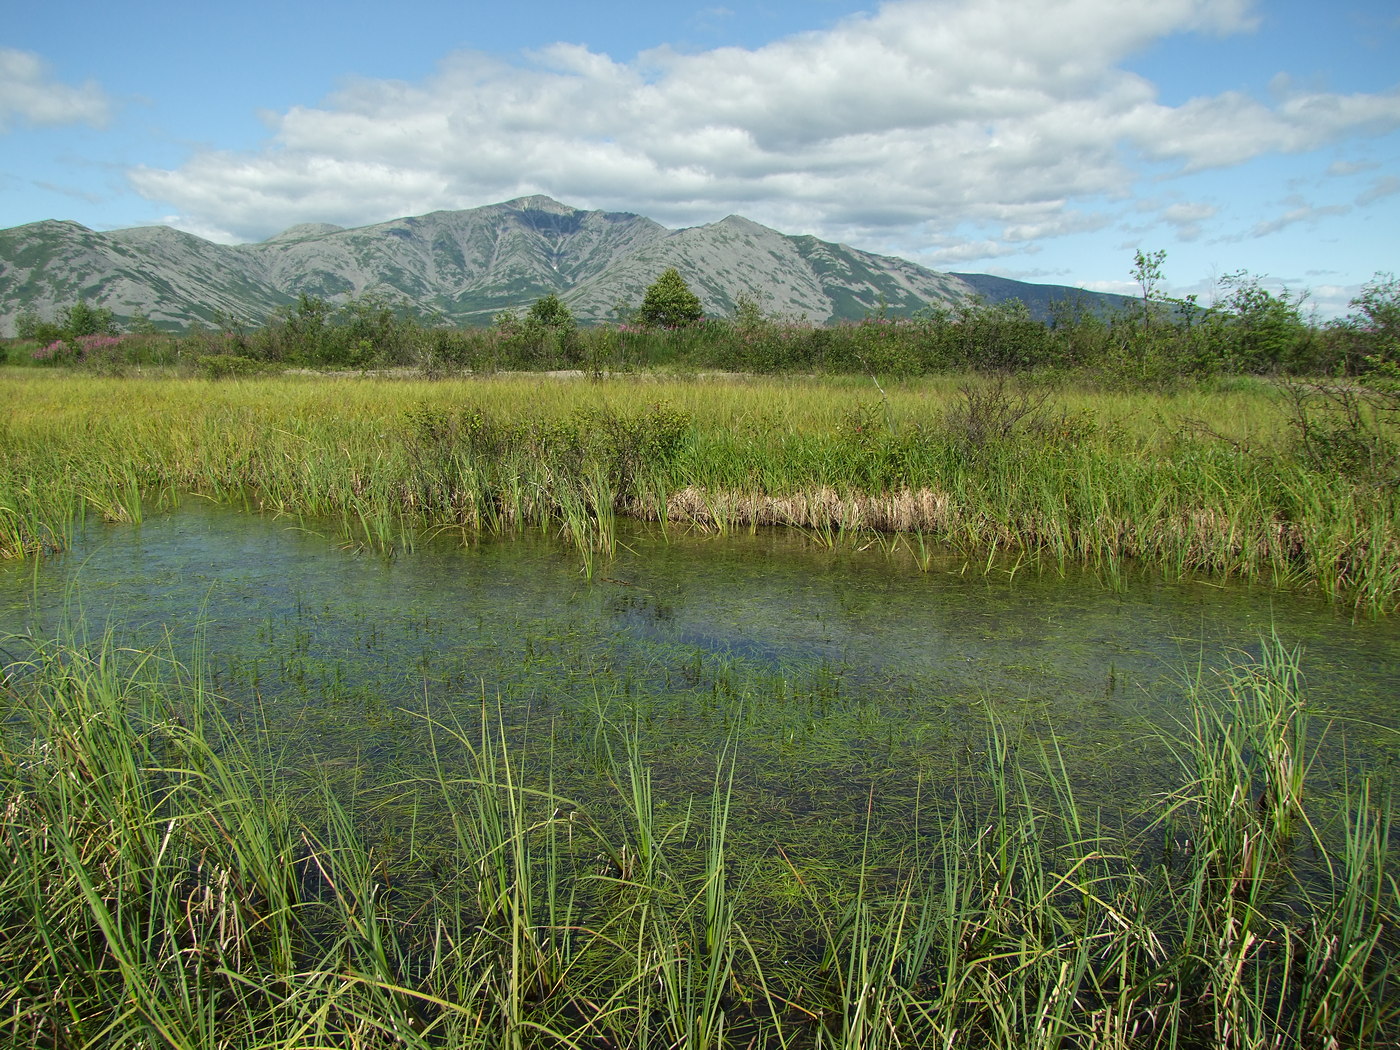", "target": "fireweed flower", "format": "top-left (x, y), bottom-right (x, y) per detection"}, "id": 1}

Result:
top-left (77, 334), bottom-right (123, 358)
